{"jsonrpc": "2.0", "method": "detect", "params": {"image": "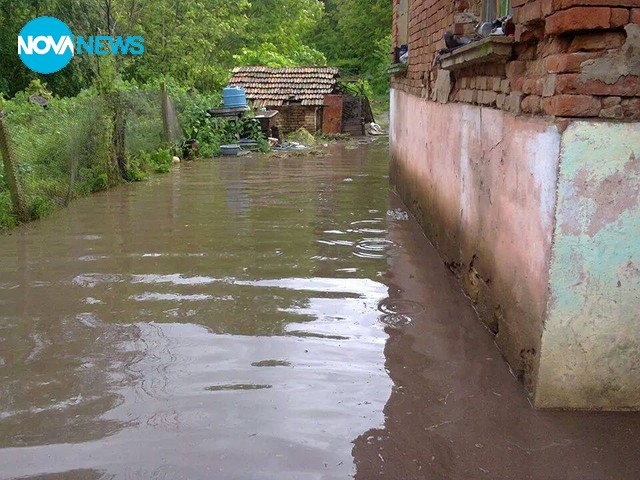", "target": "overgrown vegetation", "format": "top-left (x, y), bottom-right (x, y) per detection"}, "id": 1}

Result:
top-left (0, 80), bottom-right (273, 229)
top-left (0, 81), bottom-right (165, 228)
top-left (176, 94), bottom-right (268, 157)
top-left (0, 0), bottom-right (392, 229)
